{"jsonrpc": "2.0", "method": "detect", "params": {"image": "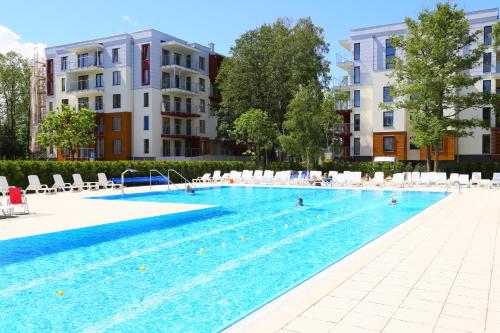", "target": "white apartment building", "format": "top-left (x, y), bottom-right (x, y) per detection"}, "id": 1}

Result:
top-left (334, 8), bottom-right (500, 162)
top-left (44, 29), bottom-right (223, 161)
